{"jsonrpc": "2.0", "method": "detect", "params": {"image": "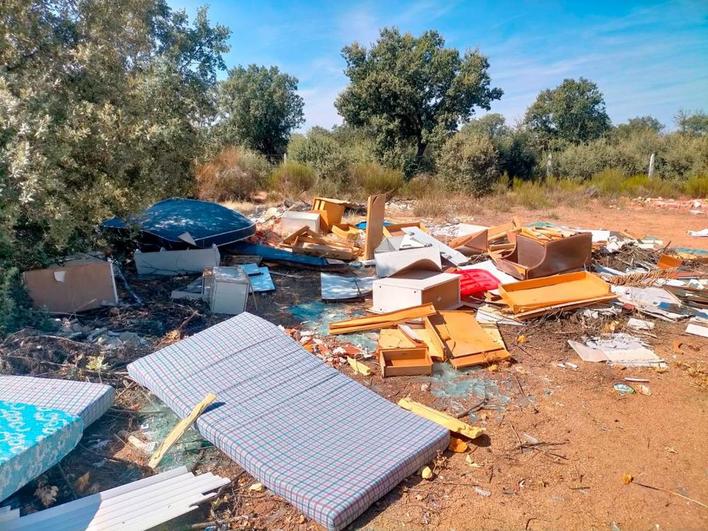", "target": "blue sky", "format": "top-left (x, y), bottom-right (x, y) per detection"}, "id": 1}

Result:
top-left (171, 0), bottom-right (708, 131)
